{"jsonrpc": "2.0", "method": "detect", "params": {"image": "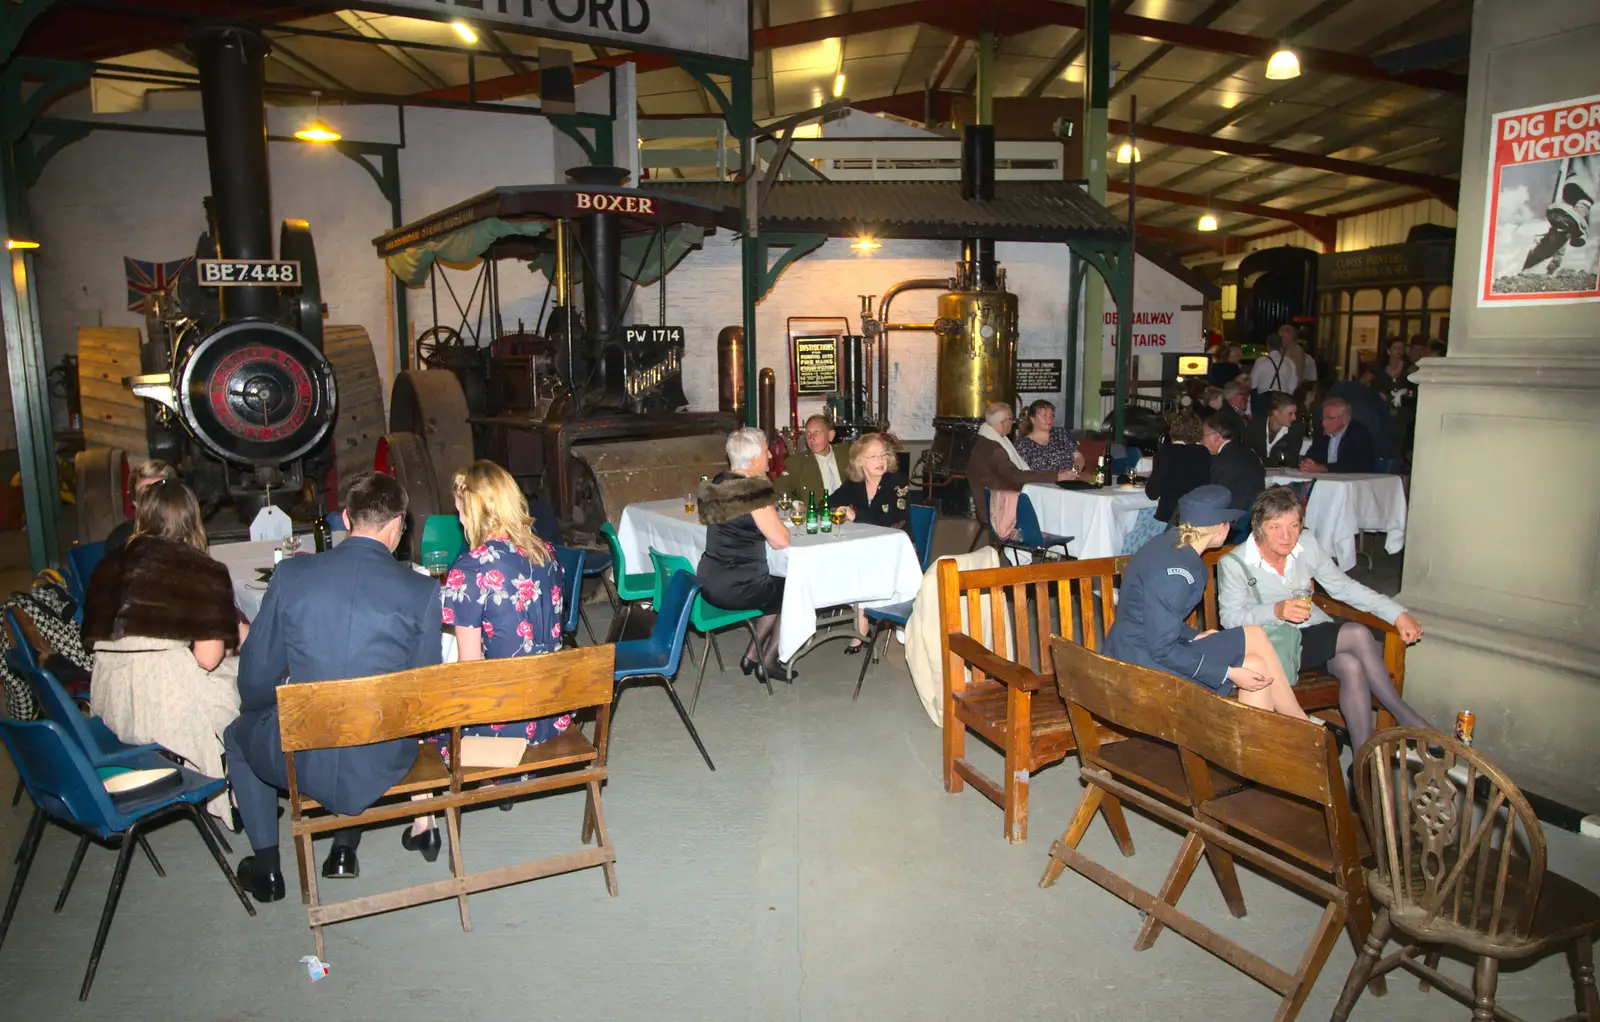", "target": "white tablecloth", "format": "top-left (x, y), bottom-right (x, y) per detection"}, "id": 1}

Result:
top-left (1265, 470), bottom-right (1407, 571)
top-left (1021, 484), bottom-right (1159, 560)
top-left (617, 498), bottom-right (923, 662)
top-left (211, 539), bottom-right (457, 660)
